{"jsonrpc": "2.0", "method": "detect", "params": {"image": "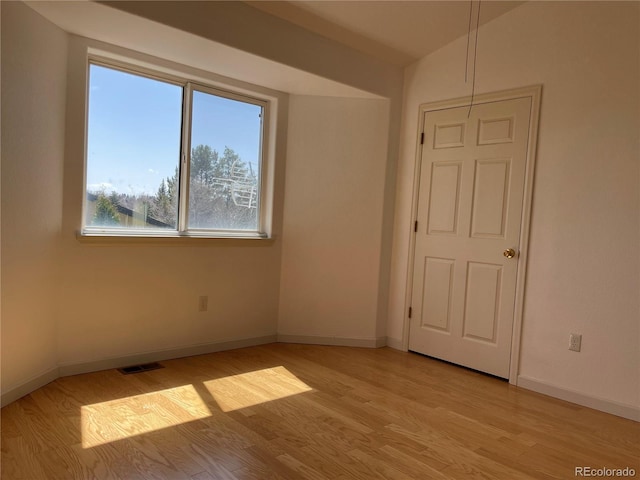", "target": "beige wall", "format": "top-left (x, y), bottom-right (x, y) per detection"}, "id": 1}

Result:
top-left (278, 96), bottom-right (390, 344)
top-left (389, 1), bottom-right (639, 409)
top-left (1, 1), bottom-right (67, 392)
top-left (11, 0), bottom-right (637, 419)
top-left (1, 1), bottom-right (402, 400)
top-left (55, 35), bottom-right (289, 368)
top-left (0, 2), bottom-right (289, 391)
